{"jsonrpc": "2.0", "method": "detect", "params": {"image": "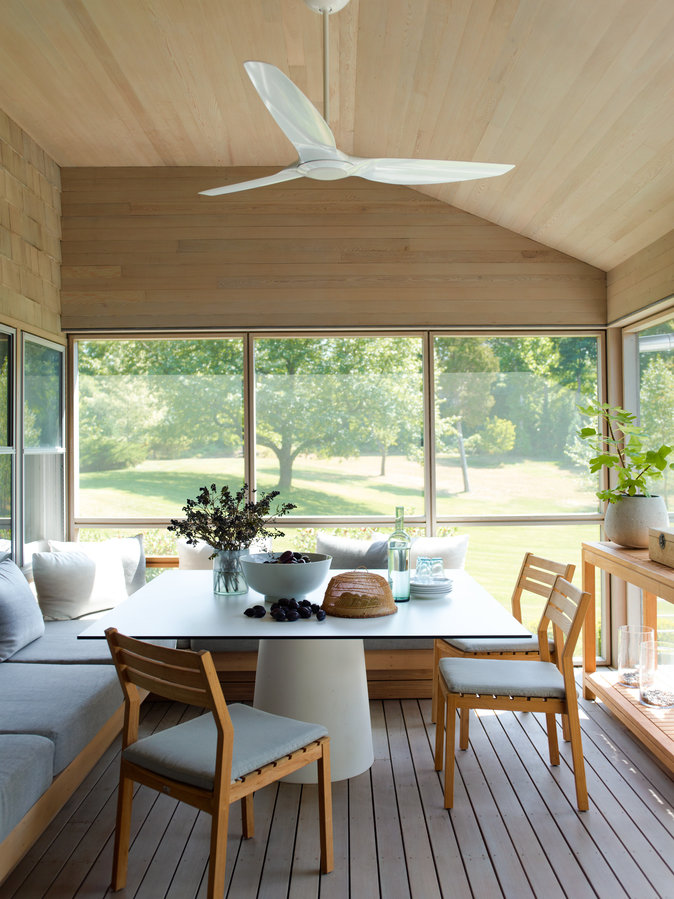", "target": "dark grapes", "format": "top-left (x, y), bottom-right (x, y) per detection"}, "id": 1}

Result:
top-left (244, 596), bottom-right (328, 622)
